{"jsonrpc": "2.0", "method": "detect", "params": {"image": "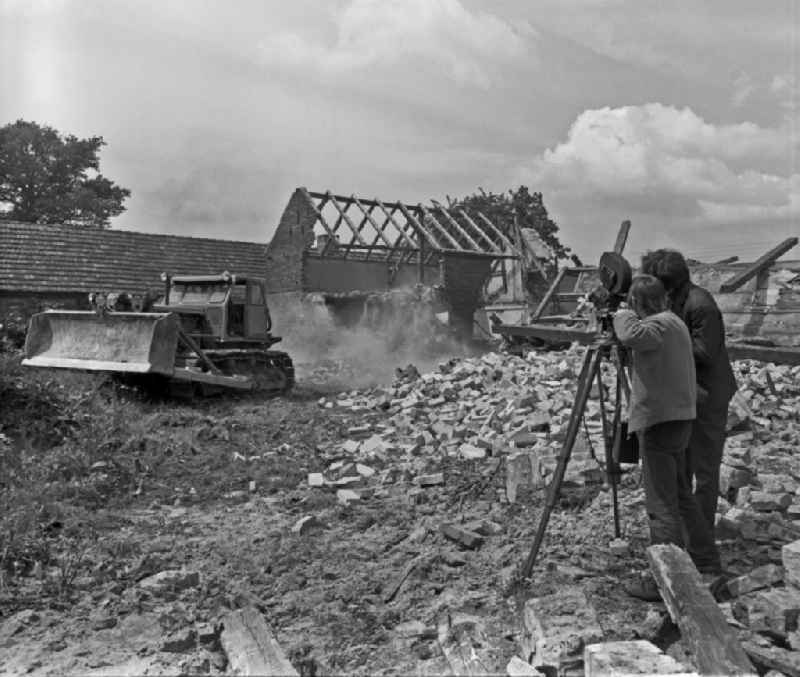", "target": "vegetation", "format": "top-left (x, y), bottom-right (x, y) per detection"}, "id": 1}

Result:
top-left (447, 185), bottom-right (581, 265)
top-left (0, 119), bottom-right (130, 227)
